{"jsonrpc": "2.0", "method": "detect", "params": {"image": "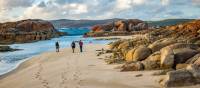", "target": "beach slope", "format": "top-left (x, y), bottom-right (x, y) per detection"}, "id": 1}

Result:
top-left (0, 44), bottom-right (160, 88)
